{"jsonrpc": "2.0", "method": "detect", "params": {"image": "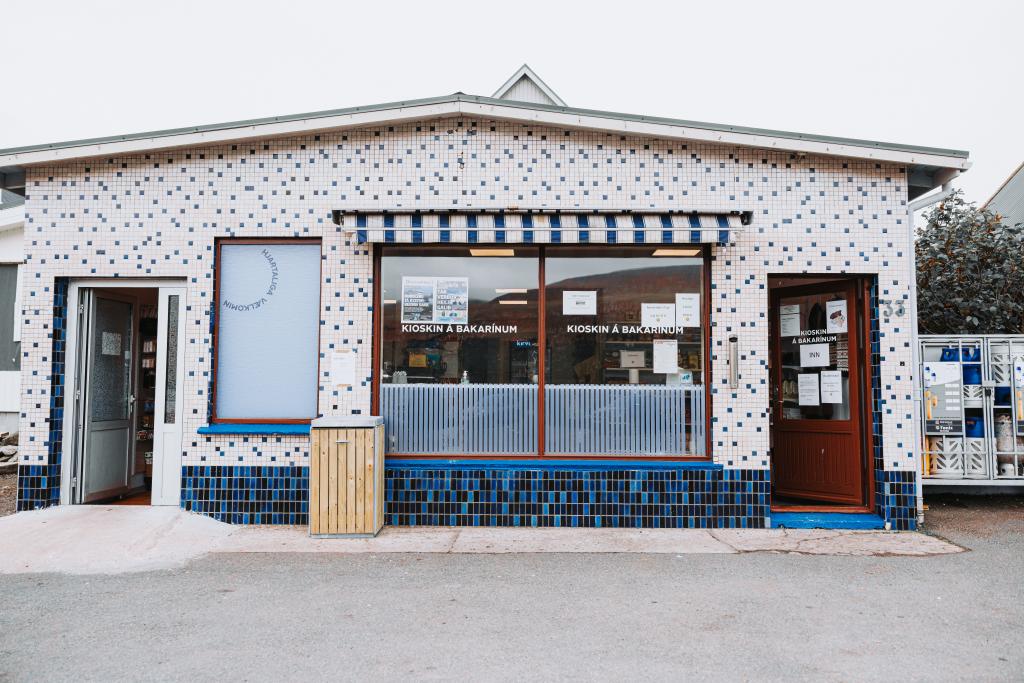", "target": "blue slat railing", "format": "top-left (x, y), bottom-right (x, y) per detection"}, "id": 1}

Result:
top-left (381, 384), bottom-right (705, 457)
